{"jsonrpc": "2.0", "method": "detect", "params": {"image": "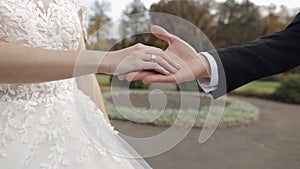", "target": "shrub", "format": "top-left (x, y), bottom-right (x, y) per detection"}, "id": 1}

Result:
top-left (273, 74), bottom-right (300, 104)
top-left (129, 80), bottom-right (150, 89)
top-left (110, 76), bottom-right (150, 89)
top-left (102, 90), bottom-right (260, 128)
